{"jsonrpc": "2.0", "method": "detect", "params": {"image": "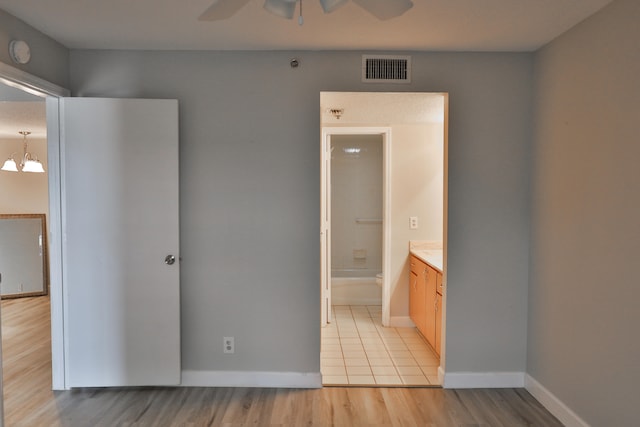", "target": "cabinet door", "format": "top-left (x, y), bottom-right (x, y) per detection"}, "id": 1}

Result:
top-left (424, 266), bottom-right (437, 348)
top-left (435, 292), bottom-right (442, 356)
top-left (409, 256), bottom-right (427, 333)
top-left (409, 269), bottom-right (420, 328)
